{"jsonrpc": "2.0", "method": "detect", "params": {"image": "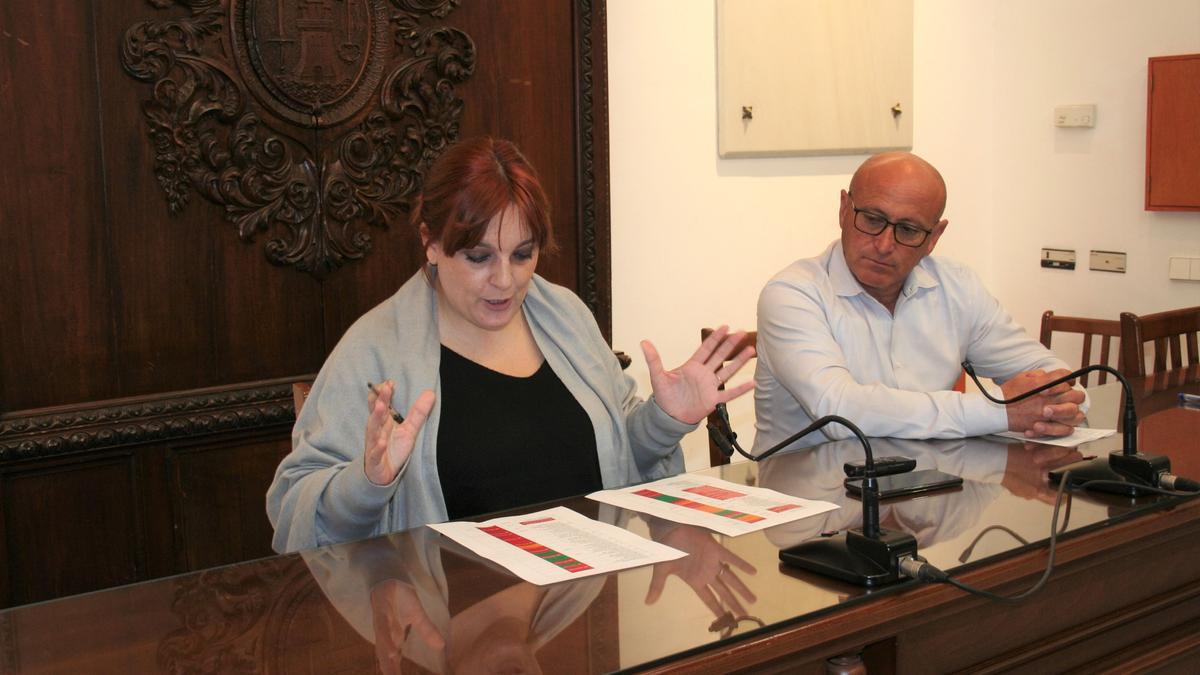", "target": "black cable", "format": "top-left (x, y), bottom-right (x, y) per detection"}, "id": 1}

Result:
top-left (961, 360), bottom-right (1139, 457)
top-left (963, 360), bottom-right (1200, 493)
top-left (707, 403), bottom-right (868, 463)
